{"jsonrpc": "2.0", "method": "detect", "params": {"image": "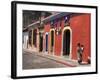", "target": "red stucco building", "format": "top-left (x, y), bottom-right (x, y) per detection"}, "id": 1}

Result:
top-left (23, 12), bottom-right (91, 64)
